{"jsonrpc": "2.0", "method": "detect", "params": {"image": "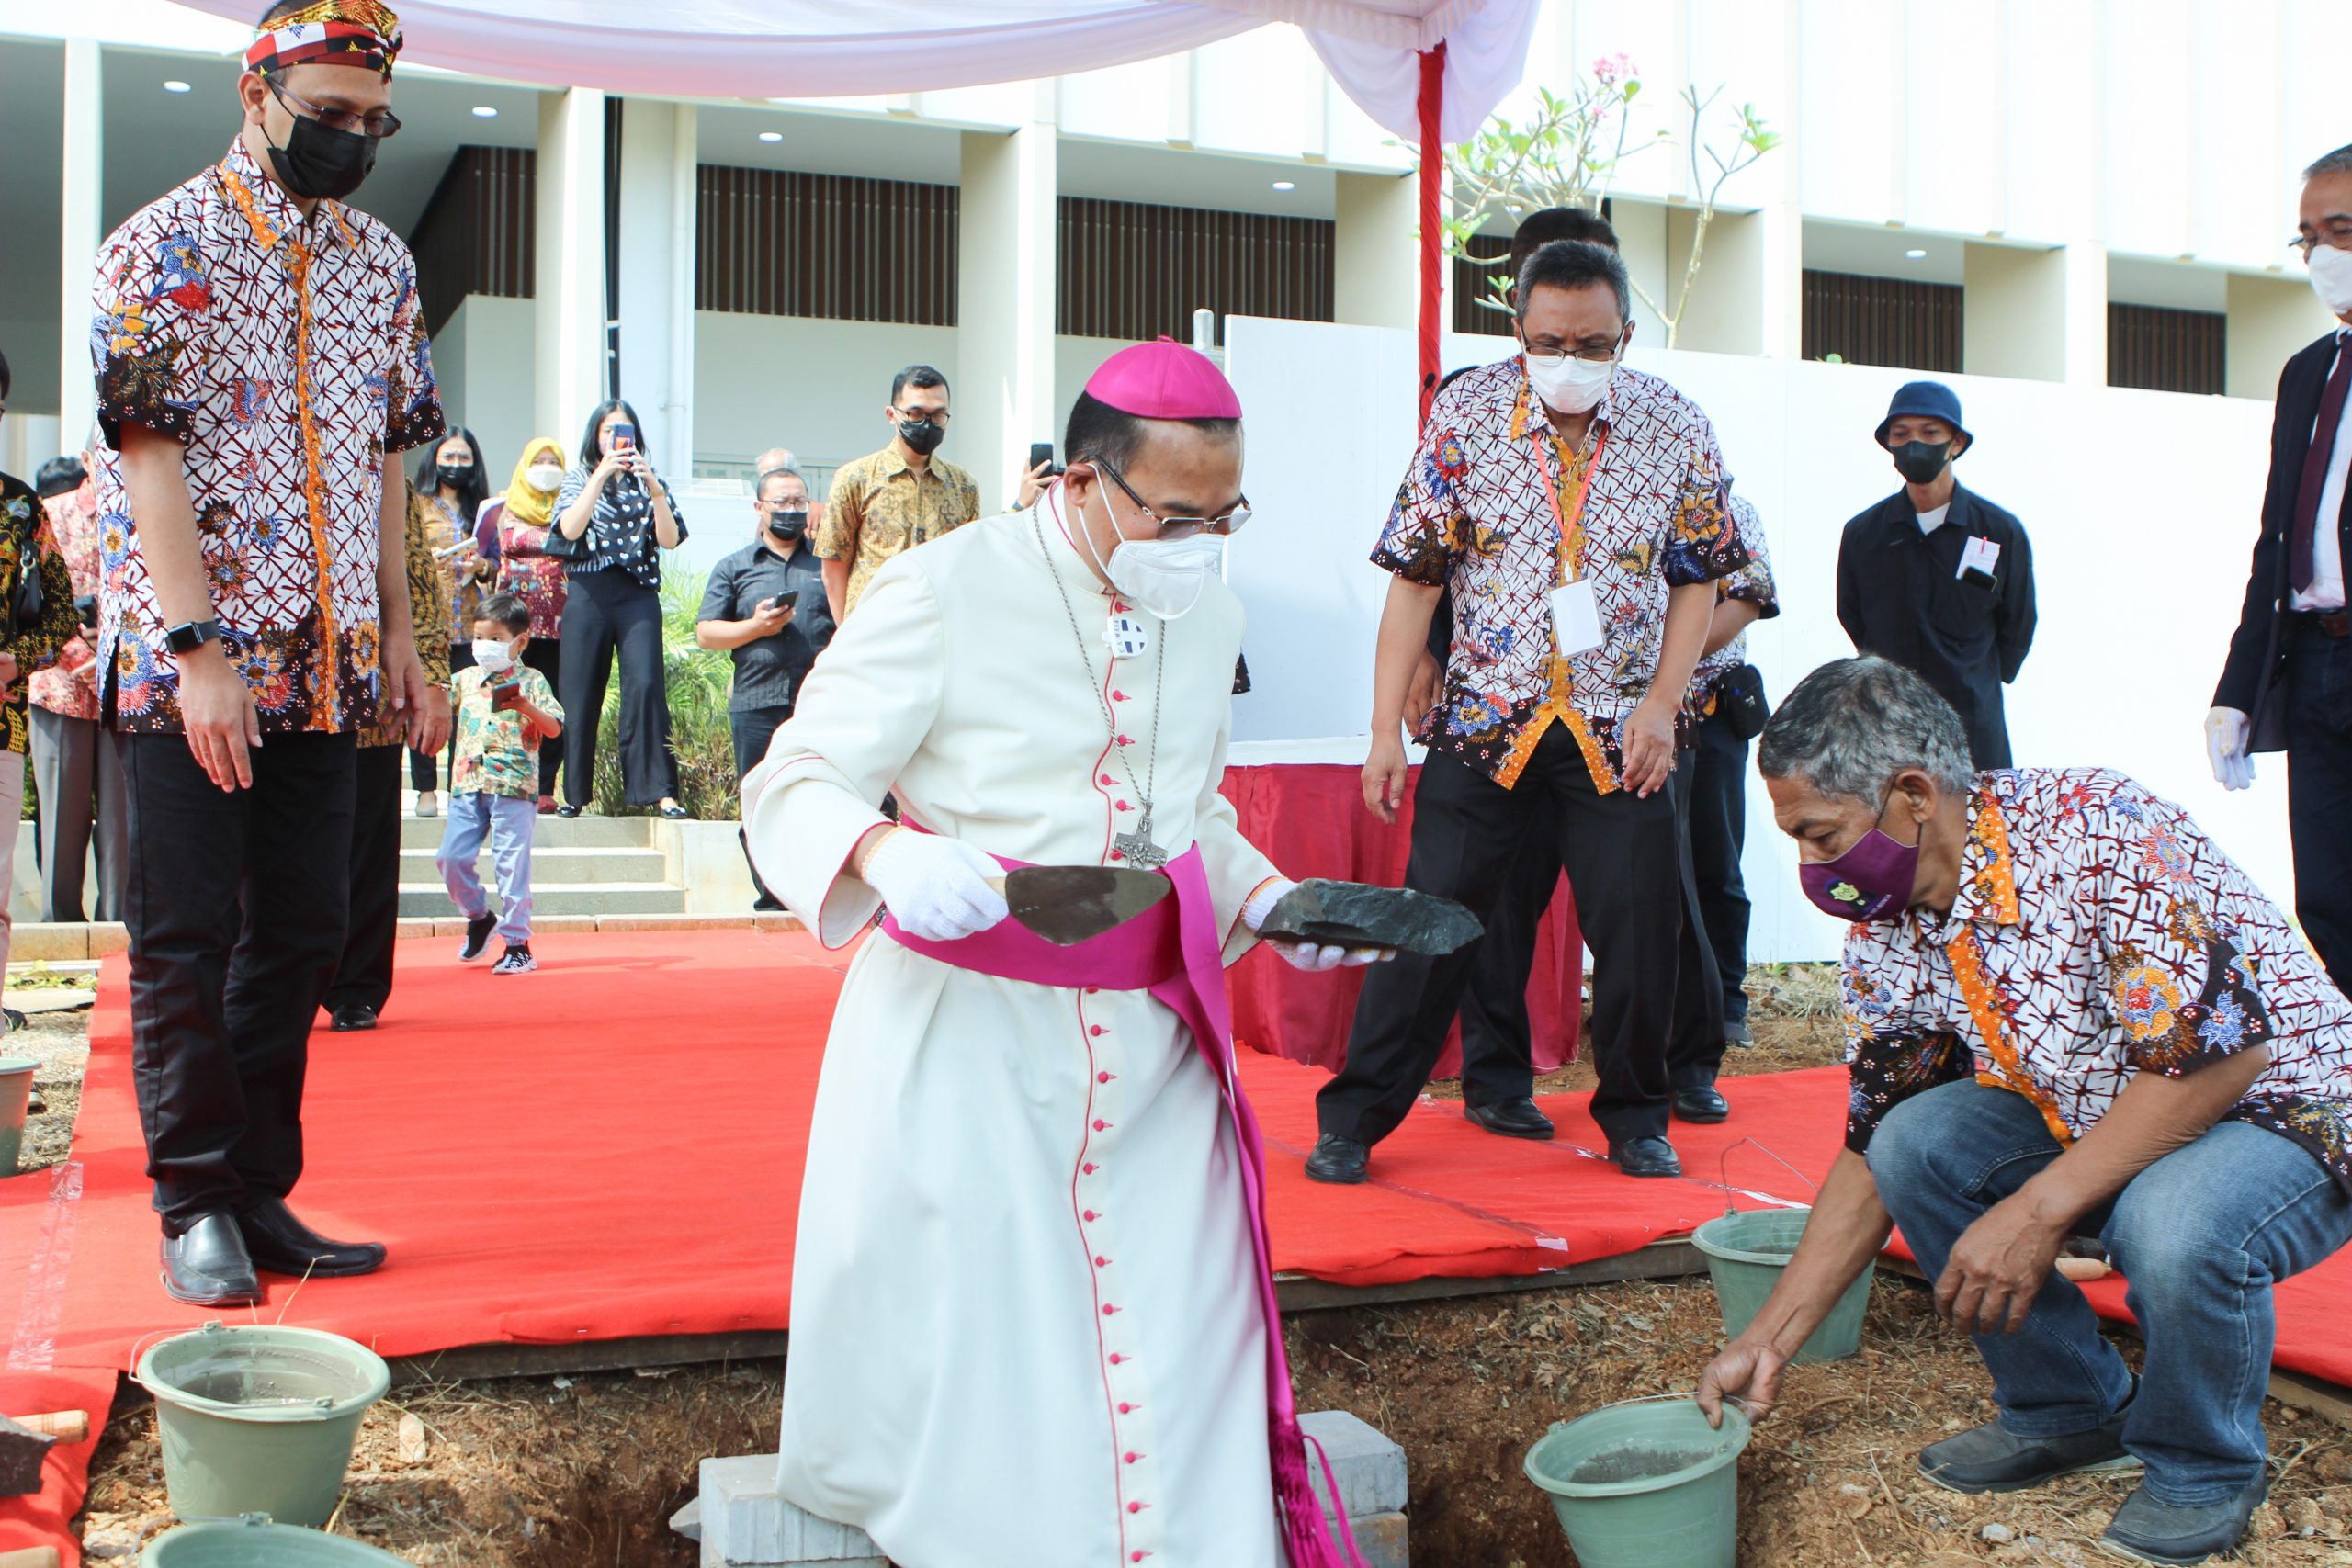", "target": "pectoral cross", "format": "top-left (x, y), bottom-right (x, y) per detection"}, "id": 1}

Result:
top-left (1114, 802), bottom-right (1169, 871)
